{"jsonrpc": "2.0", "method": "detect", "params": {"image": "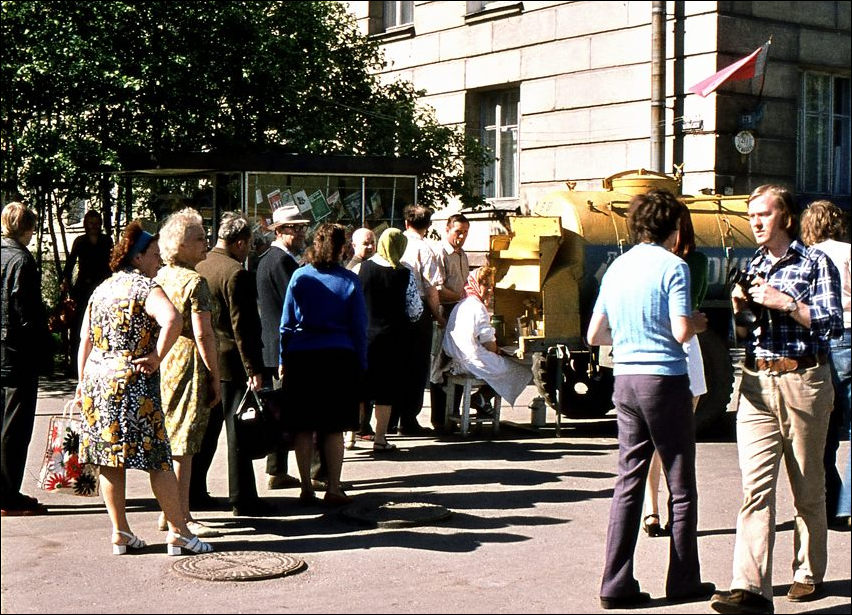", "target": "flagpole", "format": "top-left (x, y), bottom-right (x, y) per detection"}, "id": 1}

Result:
top-left (756, 36), bottom-right (772, 100)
